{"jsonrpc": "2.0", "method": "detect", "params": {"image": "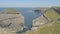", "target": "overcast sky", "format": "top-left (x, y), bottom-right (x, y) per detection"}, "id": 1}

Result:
top-left (0, 0), bottom-right (60, 7)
